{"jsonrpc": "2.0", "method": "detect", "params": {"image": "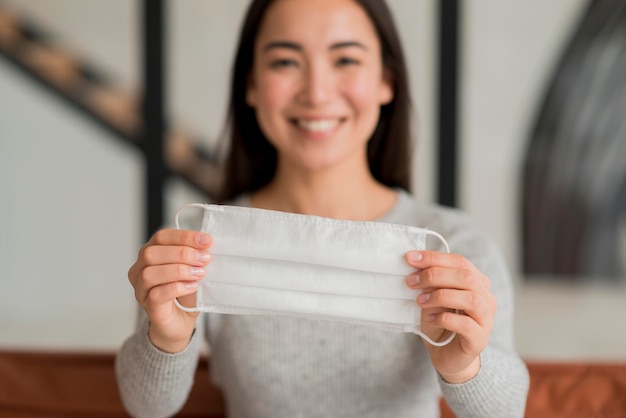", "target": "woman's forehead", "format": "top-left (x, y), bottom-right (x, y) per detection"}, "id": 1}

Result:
top-left (255, 0), bottom-right (379, 50)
